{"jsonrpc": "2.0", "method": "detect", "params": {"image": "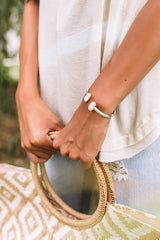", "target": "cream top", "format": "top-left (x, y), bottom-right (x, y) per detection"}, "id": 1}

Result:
top-left (38, 0), bottom-right (160, 163)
